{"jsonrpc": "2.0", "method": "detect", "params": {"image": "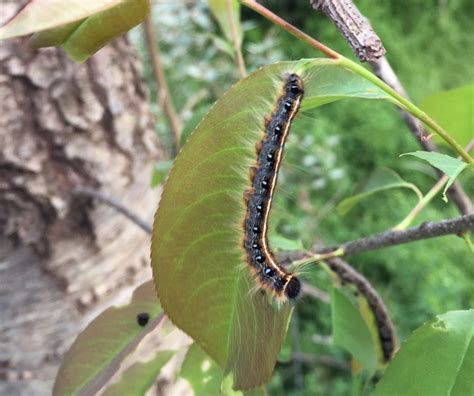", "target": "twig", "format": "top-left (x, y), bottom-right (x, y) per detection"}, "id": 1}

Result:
top-left (288, 352), bottom-right (350, 371)
top-left (226, 0), bottom-right (247, 77)
top-left (317, 214), bottom-right (474, 257)
top-left (310, 0), bottom-right (385, 61)
top-left (310, 0), bottom-right (473, 214)
top-left (324, 258), bottom-right (396, 361)
top-left (301, 283), bottom-right (331, 303)
top-left (239, 0), bottom-right (340, 59)
top-left (73, 187), bottom-right (152, 234)
top-left (143, 15), bottom-right (182, 155)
